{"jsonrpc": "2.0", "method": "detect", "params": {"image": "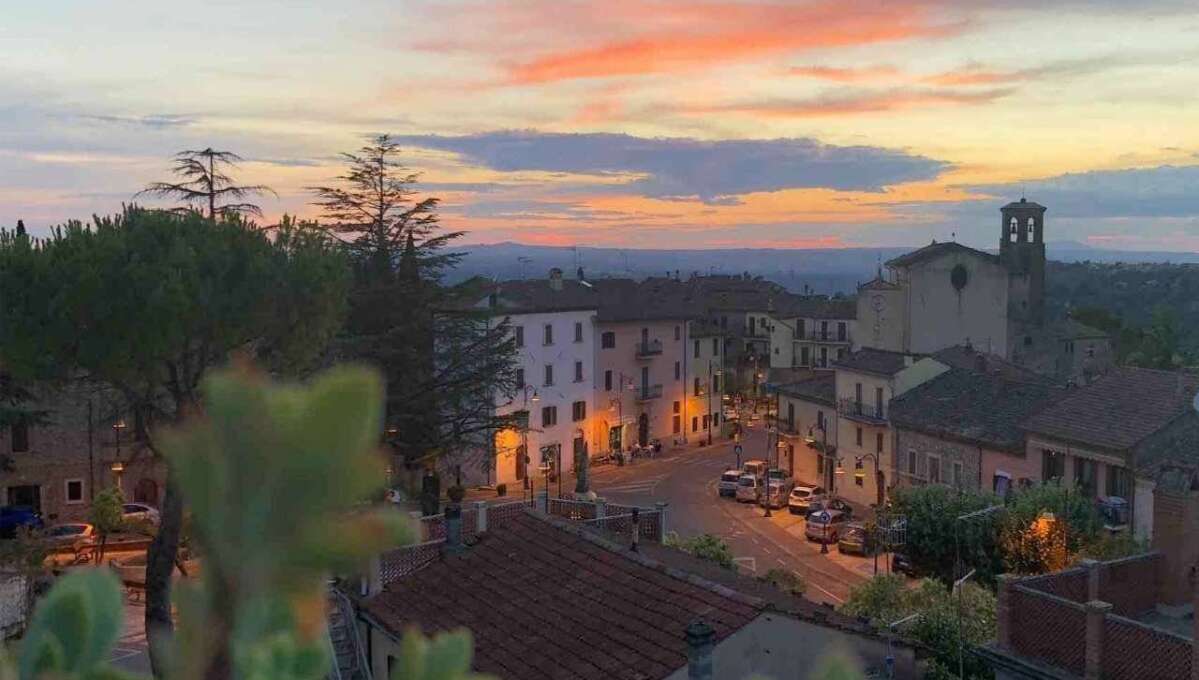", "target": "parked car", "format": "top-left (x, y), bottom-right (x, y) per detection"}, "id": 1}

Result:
top-left (759, 470), bottom-right (795, 508)
top-left (741, 459), bottom-right (768, 478)
top-left (43, 523), bottom-right (96, 549)
top-left (787, 485), bottom-right (826, 515)
top-left (718, 470), bottom-right (742, 497)
top-left (805, 509), bottom-right (849, 543)
top-left (122, 503), bottom-right (161, 527)
top-left (735, 474), bottom-right (762, 503)
top-left (891, 552), bottom-right (920, 577)
top-left (0, 505), bottom-right (43, 538)
top-left (836, 523), bottom-right (875, 555)
top-left (807, 497), bottom-right (854, 519)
